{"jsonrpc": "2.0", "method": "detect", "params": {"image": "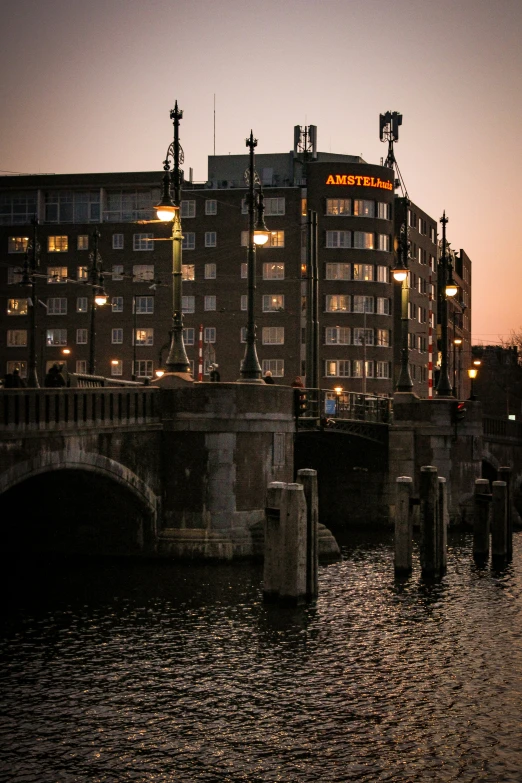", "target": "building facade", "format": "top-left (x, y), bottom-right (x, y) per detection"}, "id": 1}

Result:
top-left (0, 128), bottom-right (471, 396)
